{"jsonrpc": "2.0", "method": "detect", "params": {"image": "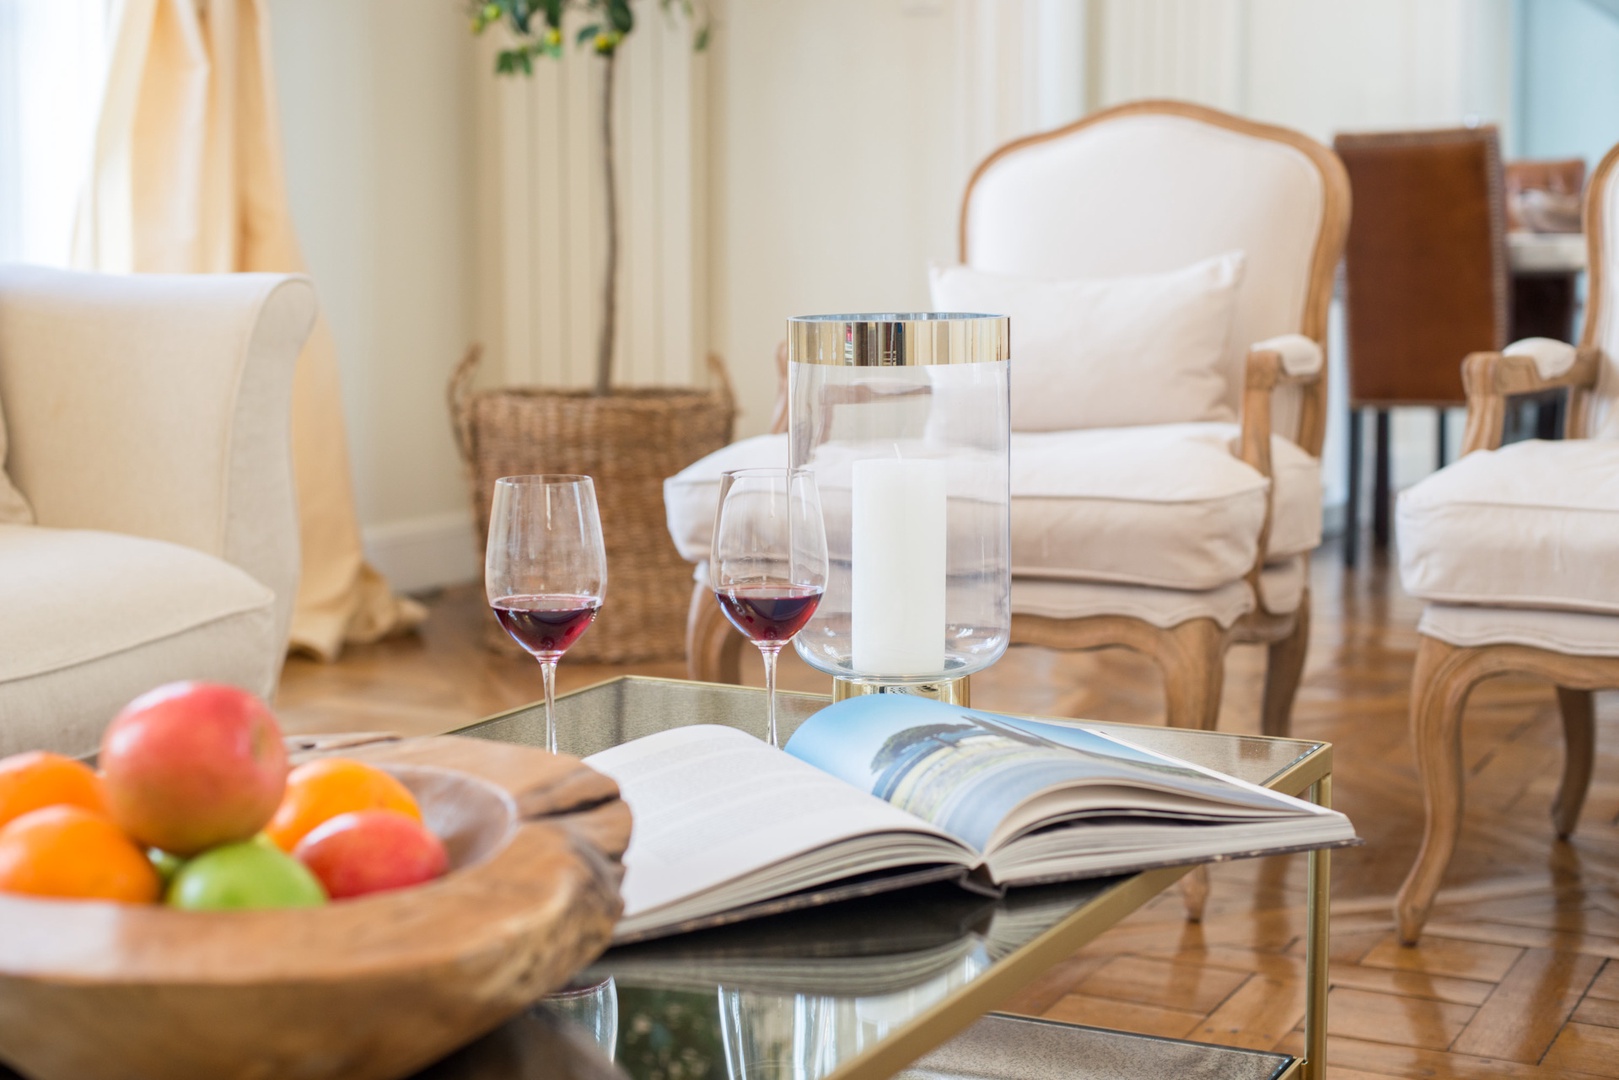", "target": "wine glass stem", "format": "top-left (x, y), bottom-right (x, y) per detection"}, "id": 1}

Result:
top-left (759, 642), bottom-right (784, 748)
top-left (540, 658), bottom-right (560, 754)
